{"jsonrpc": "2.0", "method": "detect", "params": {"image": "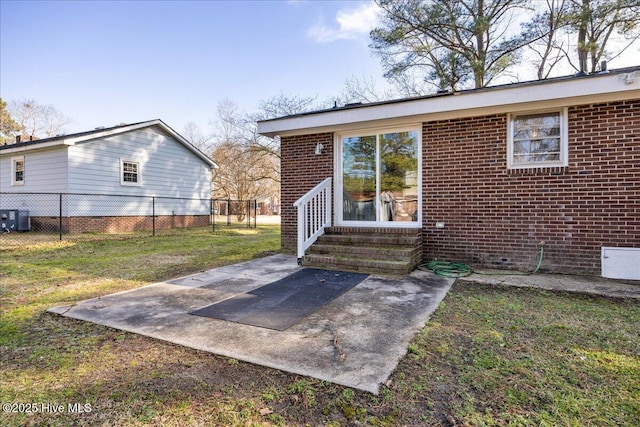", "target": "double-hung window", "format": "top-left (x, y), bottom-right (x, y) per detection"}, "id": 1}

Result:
top-left (11, 156), bottom-right (25, 186)
top-left (508, 108), bottom-right (568, 169)
top-left (120, 159), bottom-right (140, 186)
